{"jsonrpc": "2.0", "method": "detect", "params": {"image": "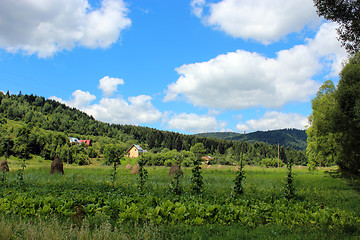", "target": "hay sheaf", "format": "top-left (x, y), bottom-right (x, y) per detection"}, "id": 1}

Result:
top-left (50, 156), bottom-right (64, 174)
top-left (0, 160), bottom-right (9, 172)
top-left (131, 164), bottom-right (140, 174)
top-left (217, 165), bottom-right (222, 169)
top-left (169, 164), bottom-right (183, 176)
top-left (126, 164), bottom-right (132, 170)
